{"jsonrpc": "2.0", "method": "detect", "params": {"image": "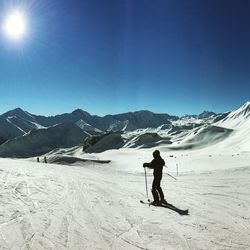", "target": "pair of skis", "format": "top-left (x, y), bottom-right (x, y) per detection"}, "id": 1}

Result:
top-left (142, 165), bottom-right (188, 215)
top-left (140, 200), bottom-right (189, 215)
